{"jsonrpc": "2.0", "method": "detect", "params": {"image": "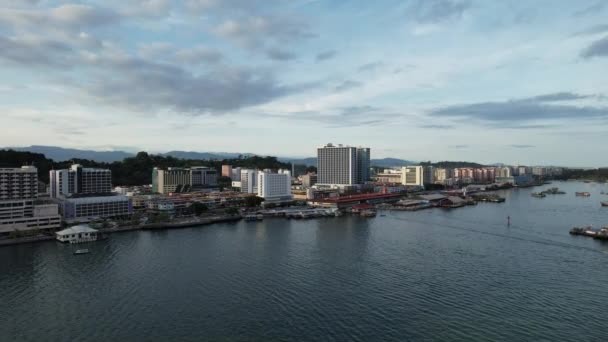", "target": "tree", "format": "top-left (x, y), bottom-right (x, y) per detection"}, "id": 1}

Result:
top-left (225, 207), bottom-right (239, 216)
top-left (191, 202), bottom-right (208, 216)
top-left (305, 166), bottom-right (317, 174)
top-left (244, 196), bottom-right (264, 208)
